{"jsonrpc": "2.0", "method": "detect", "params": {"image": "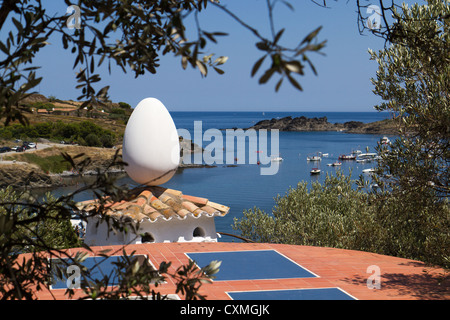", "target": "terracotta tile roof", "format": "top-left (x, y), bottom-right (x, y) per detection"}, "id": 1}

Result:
top-left (52, 108), bottom-right (78, 112)
top-left (77, 186), bottom-right (230, 223)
